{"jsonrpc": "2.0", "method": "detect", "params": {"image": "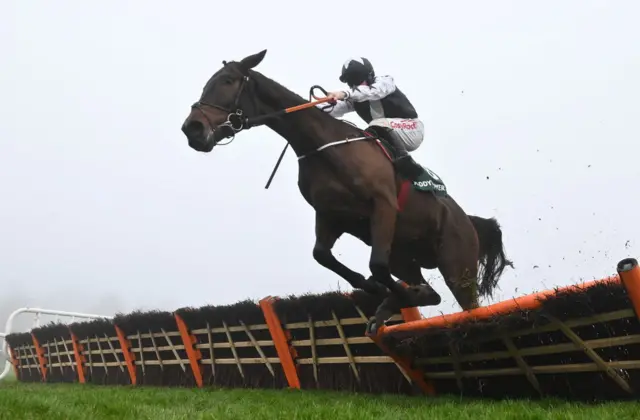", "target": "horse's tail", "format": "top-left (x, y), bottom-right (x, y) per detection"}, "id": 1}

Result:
top-left (468, 215), bottom-right (514, 298)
